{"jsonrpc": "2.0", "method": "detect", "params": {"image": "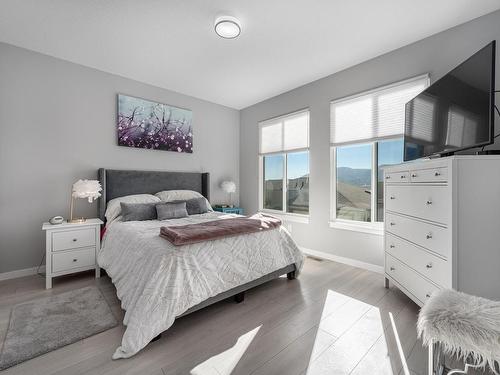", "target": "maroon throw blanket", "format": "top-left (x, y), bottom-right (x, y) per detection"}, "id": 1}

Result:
top-left (159, 213), bottom-right (282, 246)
